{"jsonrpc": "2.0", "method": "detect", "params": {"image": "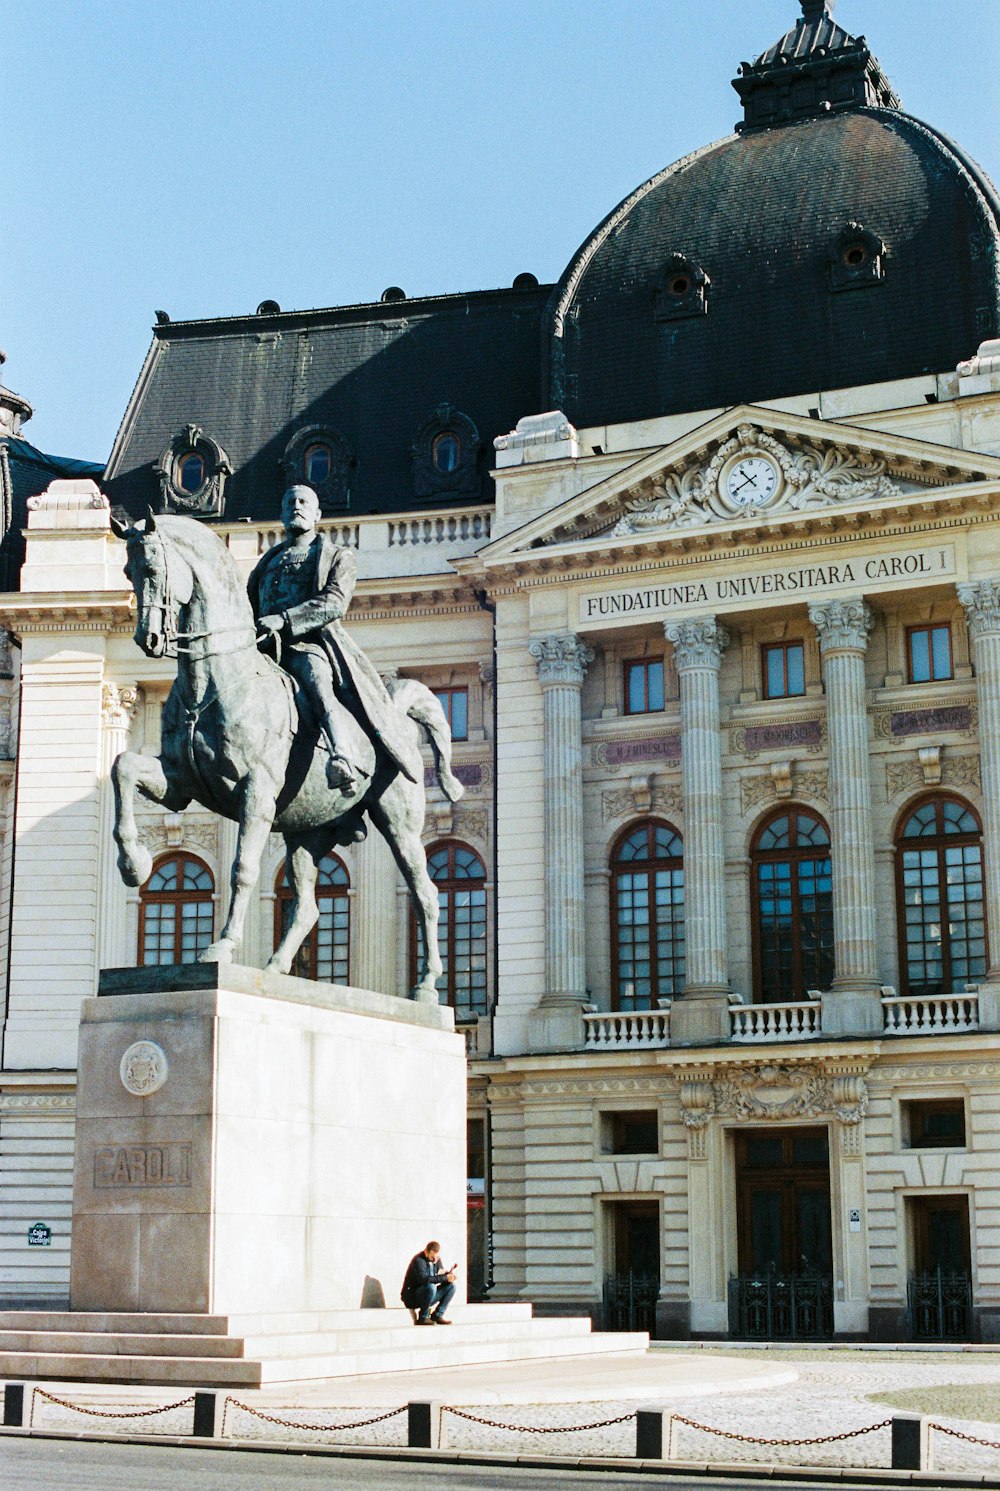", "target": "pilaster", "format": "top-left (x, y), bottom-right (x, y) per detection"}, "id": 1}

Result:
top-left (96, 682), bottom-right (138, 971)
top-left (808, 598), bottom-right (881, 1034)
